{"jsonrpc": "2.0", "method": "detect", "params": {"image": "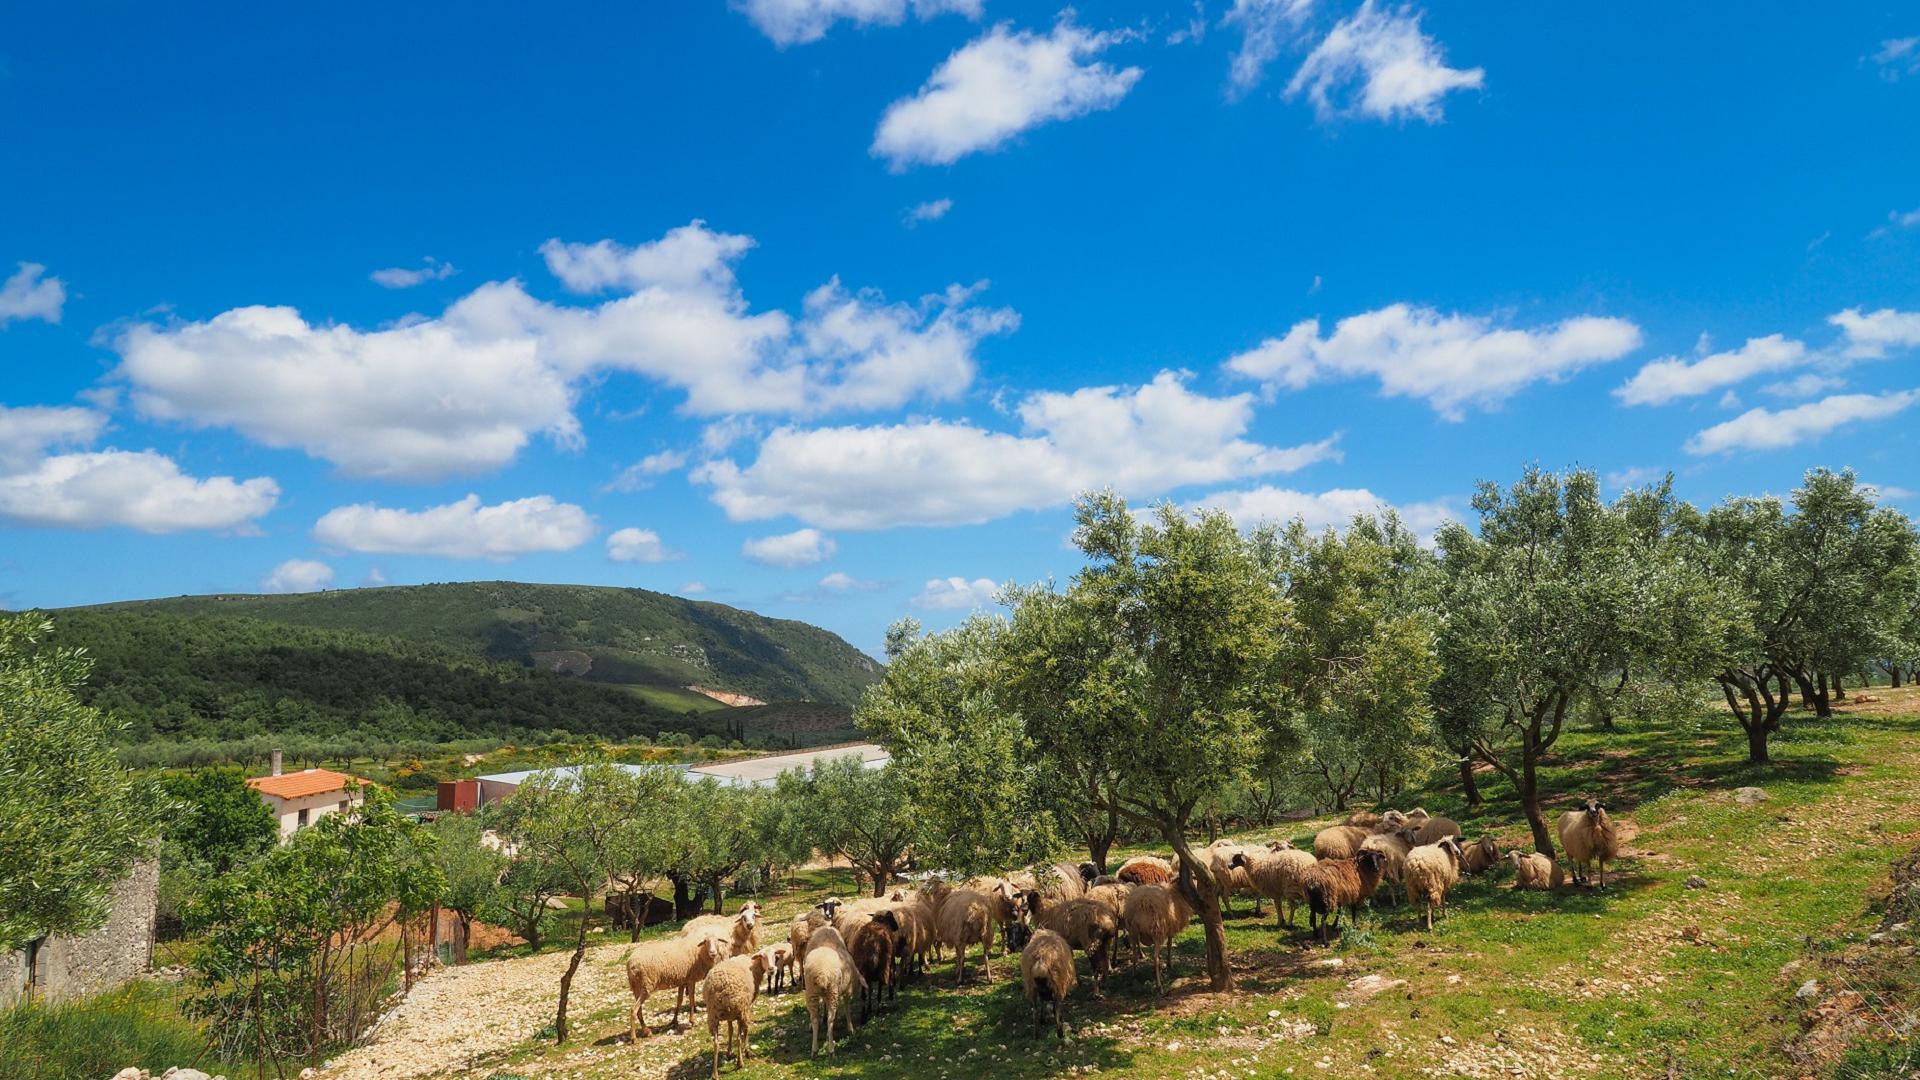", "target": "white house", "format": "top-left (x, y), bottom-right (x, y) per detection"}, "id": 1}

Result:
top-left (246, 765), bottom-right (368, 838)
